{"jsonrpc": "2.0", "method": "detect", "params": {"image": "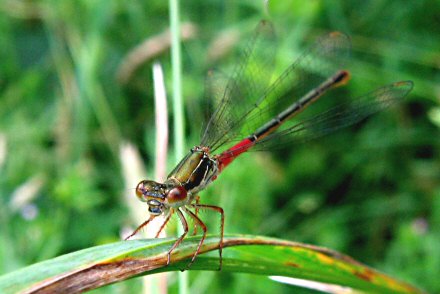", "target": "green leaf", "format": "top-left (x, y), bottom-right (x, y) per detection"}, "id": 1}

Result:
top-left (0, 235), bottom-right (424, 293)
